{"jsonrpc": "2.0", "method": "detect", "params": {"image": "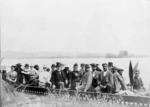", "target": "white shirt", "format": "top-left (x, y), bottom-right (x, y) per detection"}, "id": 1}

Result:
top-left (103, 71), bottom-right (107, 77)
top-left (39, 71), bottom-right (51, 83)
